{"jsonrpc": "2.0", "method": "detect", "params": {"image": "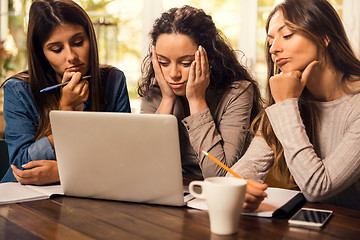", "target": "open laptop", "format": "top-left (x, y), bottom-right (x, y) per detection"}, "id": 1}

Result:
top-left (50, 110), bottom-right (189, 206)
